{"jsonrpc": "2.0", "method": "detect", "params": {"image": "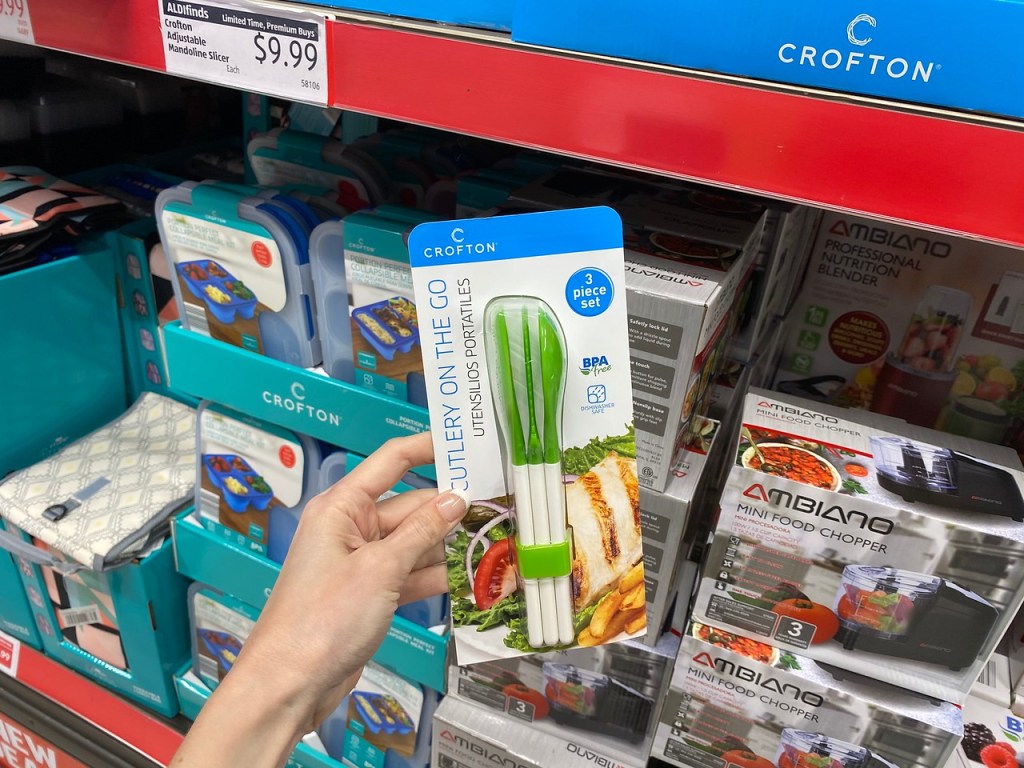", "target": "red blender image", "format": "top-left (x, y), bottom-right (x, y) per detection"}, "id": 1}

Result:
top-left (871, 436), bottom-right (1024, 521)
top-left (871, 286), bottom-right (971, 427)
top-left (775, 730), bottom-right (898, 768)
top-left (833, 565), bottom-right (996, 670)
